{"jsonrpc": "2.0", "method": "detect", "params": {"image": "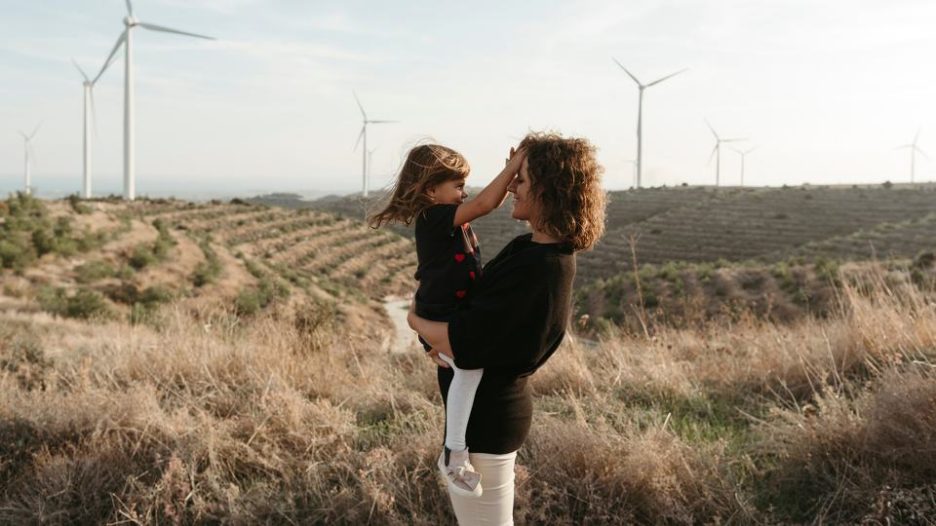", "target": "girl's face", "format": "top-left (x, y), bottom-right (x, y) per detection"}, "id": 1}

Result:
top-left (508, 158), bottom-right (536, 222)
top-left (427, 178), bottom-right (468, 205)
